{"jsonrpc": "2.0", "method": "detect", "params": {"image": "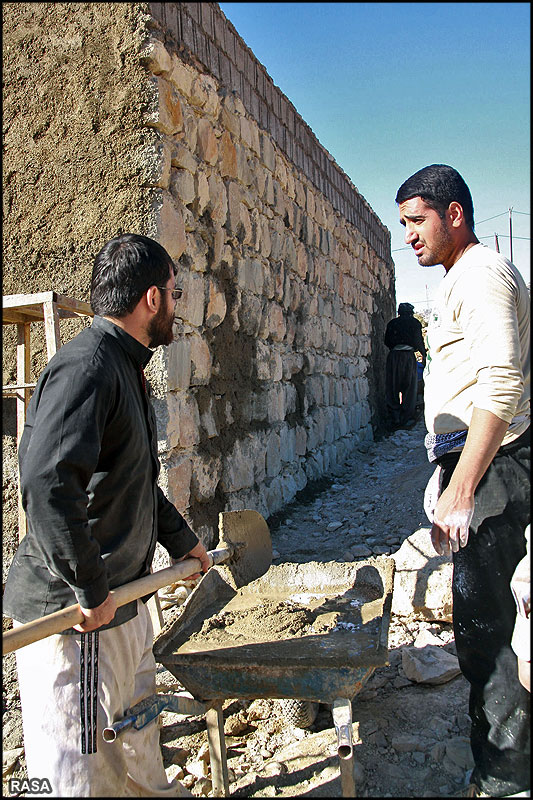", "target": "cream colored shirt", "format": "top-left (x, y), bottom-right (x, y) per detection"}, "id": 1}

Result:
top-left (424, 243), bottom-right (530, 446)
